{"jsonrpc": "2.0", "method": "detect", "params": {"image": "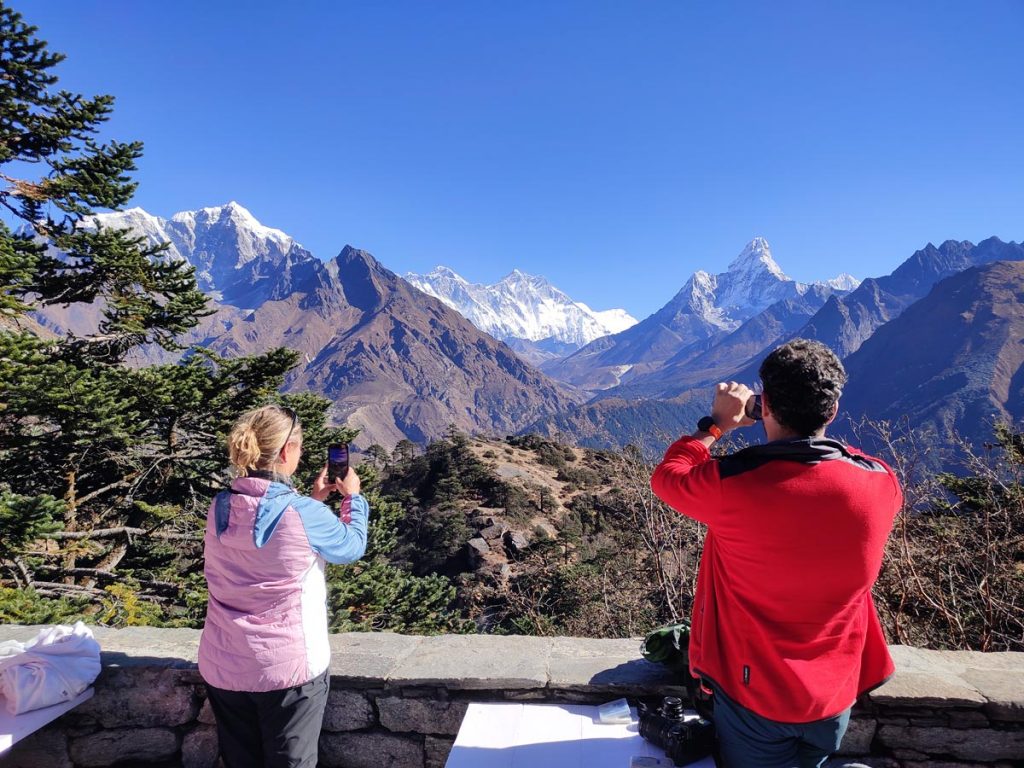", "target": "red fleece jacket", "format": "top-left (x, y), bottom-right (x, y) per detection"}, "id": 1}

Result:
top-left (651, 436), bottom-right (901, 723)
